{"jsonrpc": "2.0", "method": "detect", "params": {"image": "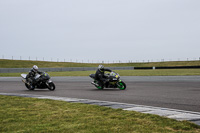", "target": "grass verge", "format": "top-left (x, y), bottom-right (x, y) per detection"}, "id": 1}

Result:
top-left (0, 95), bottom-right (199, 132)
top-left (1, 69), bottom-right (200, 77)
